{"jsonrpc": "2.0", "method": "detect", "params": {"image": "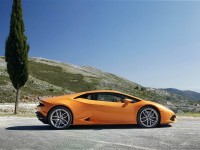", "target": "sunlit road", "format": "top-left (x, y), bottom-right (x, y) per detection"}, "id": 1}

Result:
top-left (0, 116), bottom-right (200, 150)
